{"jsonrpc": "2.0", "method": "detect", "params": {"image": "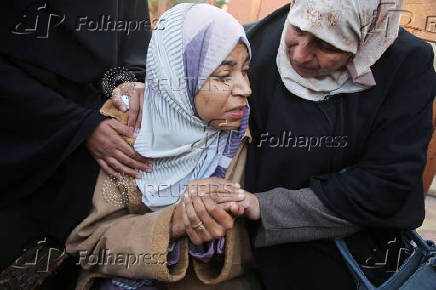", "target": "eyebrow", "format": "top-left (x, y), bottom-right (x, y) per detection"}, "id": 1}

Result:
top-left (220, 56), bottom-right (250, 66)
top-left (221, 59), bottom-right (236, 66)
